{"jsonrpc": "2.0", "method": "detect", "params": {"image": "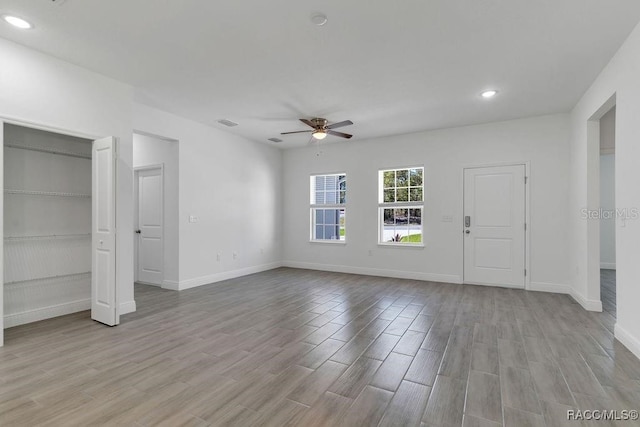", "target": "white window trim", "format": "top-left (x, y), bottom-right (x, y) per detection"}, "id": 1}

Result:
top-left (378, 167), bottom-right (424, 246)
top-left (310, 173), bottom-right (346, 243)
